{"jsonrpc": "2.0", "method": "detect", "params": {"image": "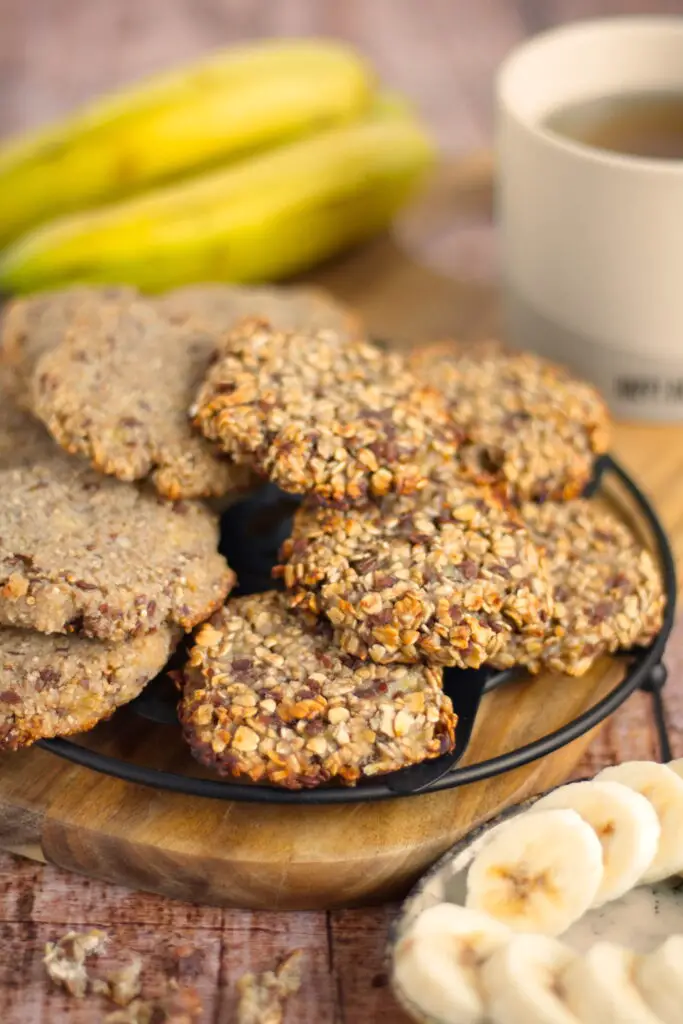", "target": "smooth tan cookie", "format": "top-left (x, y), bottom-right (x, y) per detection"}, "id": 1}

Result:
top-left (180, 591), bottom-right (457, 789)
top-left (30, 294), bottom-right (254, 500)
top-left (410, 341), bottom-right (610, 502)
top-left (276, 481), bottom-right (552, 668)
top-left (193, 318), bottom-right (459, 507)
top-left (0, 286), bottom-right (137, 408)
top-left (157, 282), bottom-right (363, 339)
top-left (491, 499), bottom-right (665, 676)
top-left (0, 396), bottom-right (234, 641)
top-left (0, 625), bottom-right (178, 750)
